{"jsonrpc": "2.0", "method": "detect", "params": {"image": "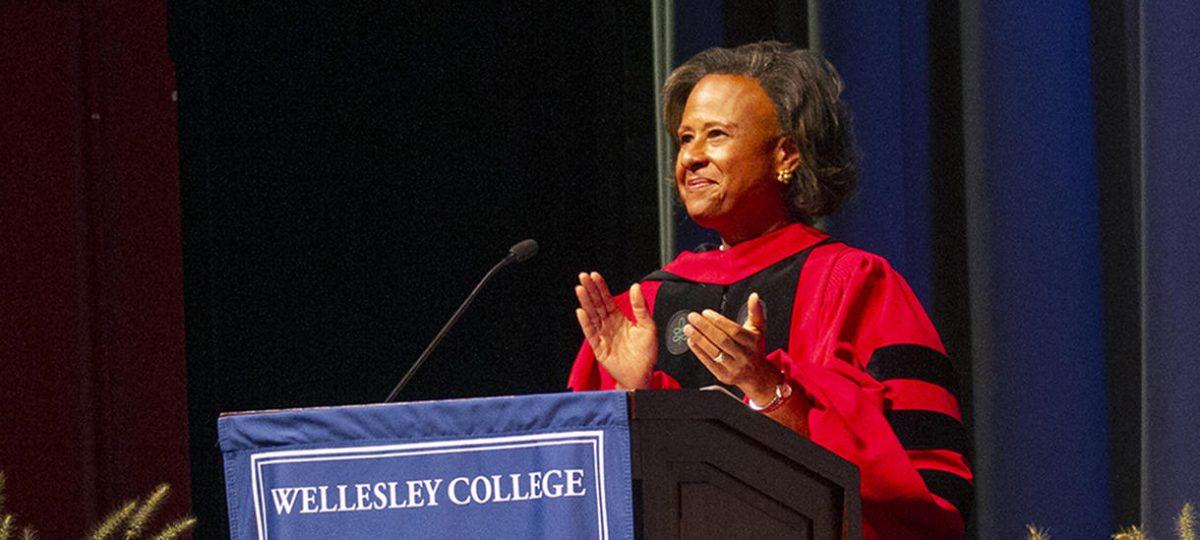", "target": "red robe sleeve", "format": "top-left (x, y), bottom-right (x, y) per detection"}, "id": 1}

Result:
top-left (784, 244), bottom-right (972, 539)
top-left (566, 280), bottom-right (683, 391)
